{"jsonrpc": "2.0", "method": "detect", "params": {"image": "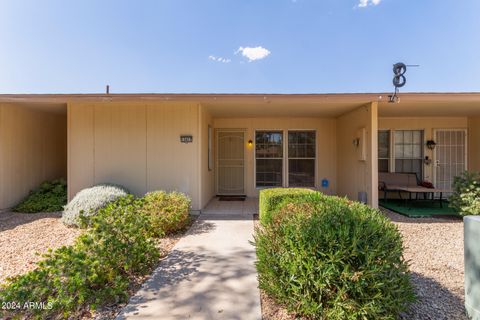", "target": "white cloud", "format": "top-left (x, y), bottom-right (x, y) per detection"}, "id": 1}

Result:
top-left (358, 0), bottom-right (381, 7)
top-left (235, 46), bottom-right (271, 62)
top-left (208, 55), bottom-right (231, 63)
